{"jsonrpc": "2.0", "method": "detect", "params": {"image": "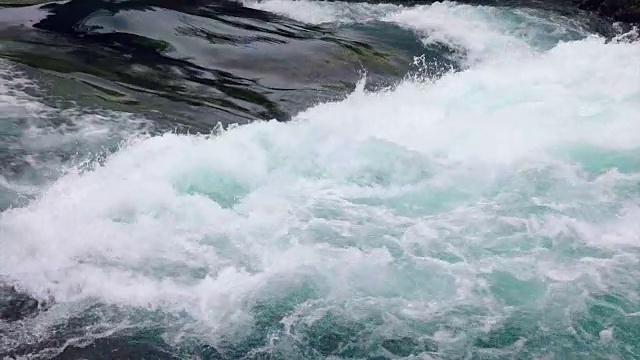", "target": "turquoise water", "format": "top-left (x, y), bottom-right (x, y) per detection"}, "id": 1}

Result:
top-left (1, 1), bottom-right (640, 358)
